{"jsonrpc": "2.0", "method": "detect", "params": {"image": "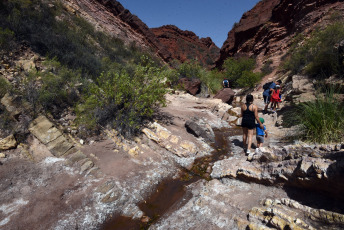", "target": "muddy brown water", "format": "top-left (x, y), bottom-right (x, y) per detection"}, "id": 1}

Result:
top-left (101, 128), bottom-right (241, 230)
